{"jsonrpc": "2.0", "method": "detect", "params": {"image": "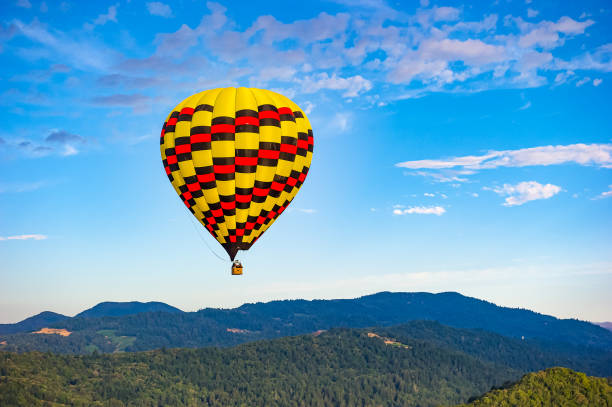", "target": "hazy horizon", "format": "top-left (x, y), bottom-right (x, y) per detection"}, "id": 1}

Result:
top-left (2, 286), bottom-right (610, 325)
